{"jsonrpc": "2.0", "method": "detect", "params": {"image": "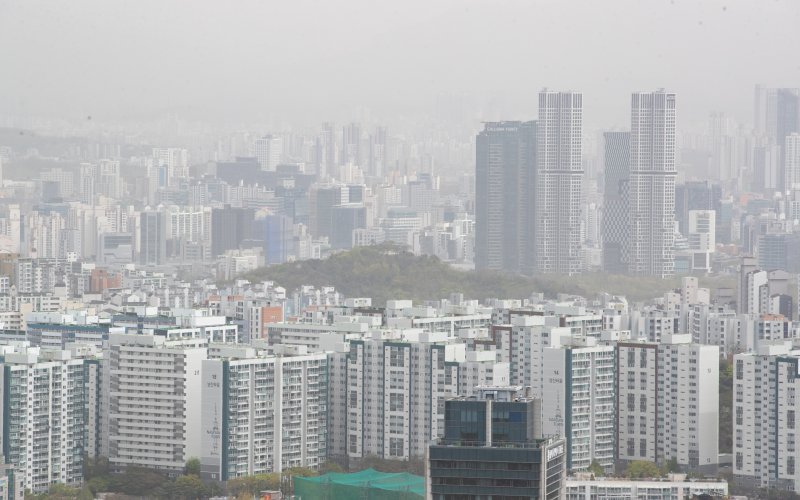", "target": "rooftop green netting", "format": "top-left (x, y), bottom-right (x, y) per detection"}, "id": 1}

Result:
top-left (294, 468), bottom-right (424, 500)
